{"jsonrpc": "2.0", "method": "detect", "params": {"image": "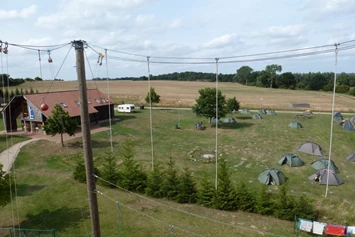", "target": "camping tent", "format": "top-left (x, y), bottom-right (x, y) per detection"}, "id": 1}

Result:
top-left (266, 110), bottom-right (277, 115)
top-left (288, 121), bottom-right (303, 128)
top-left (333, 112), bottom-right (343, 122)
top-left (311, 158), bottom-right (339, 173)
top-left (346, 153), bottom-right (355, 162)
top-left (209, 117), bottom-right (221, 124)
top-left (252, 114), bottom-right (262, 120)
top-left (258, 109), bottom-right (267, 115)
top-left (278, 154), bottom-right (304, 167)
top-left (308, 169), bottom-right (344, 186)
top-left (349, 116), bottom-right (355, 124)
top-left (297, 142), bottom-right (324, 156)
top-left (341, 120), bottom-right (355, 131)
top-left (241, 109), bottom-right (251, 114)
top-left (258, 168), bottom-right (286, 185)
top-left (223, 117), bottom-right (236, 123)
